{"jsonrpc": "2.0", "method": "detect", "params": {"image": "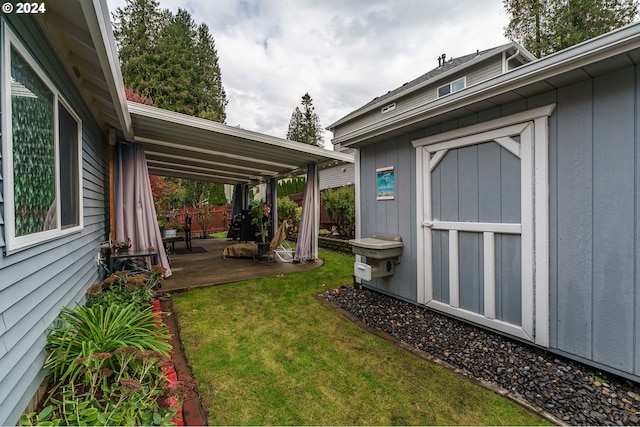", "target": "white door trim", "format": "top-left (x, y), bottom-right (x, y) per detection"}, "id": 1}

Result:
top-left (414, 104), bottom-right (555, 347)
